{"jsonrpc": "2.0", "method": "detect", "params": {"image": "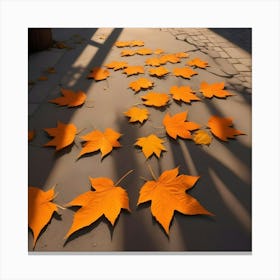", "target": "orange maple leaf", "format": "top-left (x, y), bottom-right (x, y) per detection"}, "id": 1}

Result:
top-left (200, 81), bottom-right (233, 98)
top-left (49, 88), bottom-right (86, 107)
top-left (173, 67), bottom-right (198, 79)
top-left (135, 134), bottom-right (166, 159)
top-left (124, 106), bottom-right (149, 123)
top-left (141, 92), bottom-right (169, 107)
top-left (129, 77), bottom-right (154, 92)
top-left (175, 52), bottom-right (189, 58)
top-left (163, 112), bottom-right (200, 139)
top-left (136, 48), bottom-right (153, 55)
top-left (137, 167), bottom-right (213, 234)
top-left (28, 186), bottom-right (58, 248)
top-left (44, 121), bottom-right (77, 151)
top-left (159, 54), bottom-right (181, 64)
top-left (78, 128), bottom-right (121, 158)
top-left (115, 41), bottom-right (131, 47)
top-left (120, 49), bottom-right (136, 56)
top-left (28, 130), bottom-right (35, 142)
top-left (192, 130), bottom-right (212, 145)
top-left (170, 85), bottom-right (201, 104)
top-left (148, 66), bottom-right (169, 77)
top-left (187, 57), bottom-right (208, 69)
top-left (87, 67), bottom-right (110, 81)
top-left (105, 61), bottom-right (128, 70)
top-left (65, 175), bottom-right (131, 239)
top-left (145, 57), bottom-right (162, 67)
top-left (123, 65), bottom-right (145, 76)
top-left (208, 116), bottom-right (244, 141)
top-left (154, 48), bottom-right (164, 54)
top-left (130, 40), bottom-right (144, 47)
